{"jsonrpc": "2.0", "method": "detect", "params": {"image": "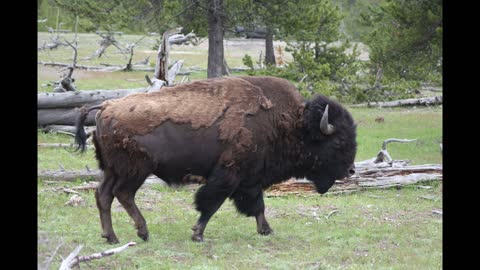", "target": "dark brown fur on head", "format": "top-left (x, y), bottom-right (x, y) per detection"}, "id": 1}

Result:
top-left (301, 94), bottom-right (357, 193)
